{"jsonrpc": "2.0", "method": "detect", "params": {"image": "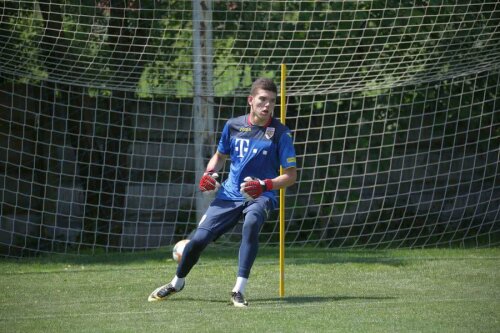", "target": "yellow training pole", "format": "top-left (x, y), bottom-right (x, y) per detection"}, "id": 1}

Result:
top-left (279, 64), bottom-right (286, 298)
